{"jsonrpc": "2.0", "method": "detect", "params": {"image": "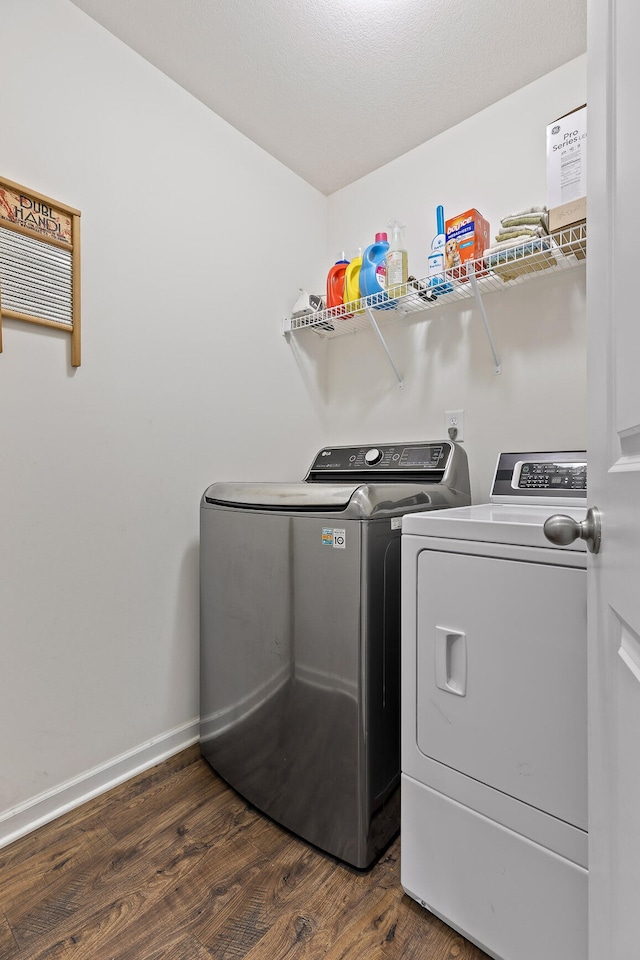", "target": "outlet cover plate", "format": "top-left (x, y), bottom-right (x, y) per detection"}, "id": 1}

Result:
top-left (445, 409), bottom-right (465, 442)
